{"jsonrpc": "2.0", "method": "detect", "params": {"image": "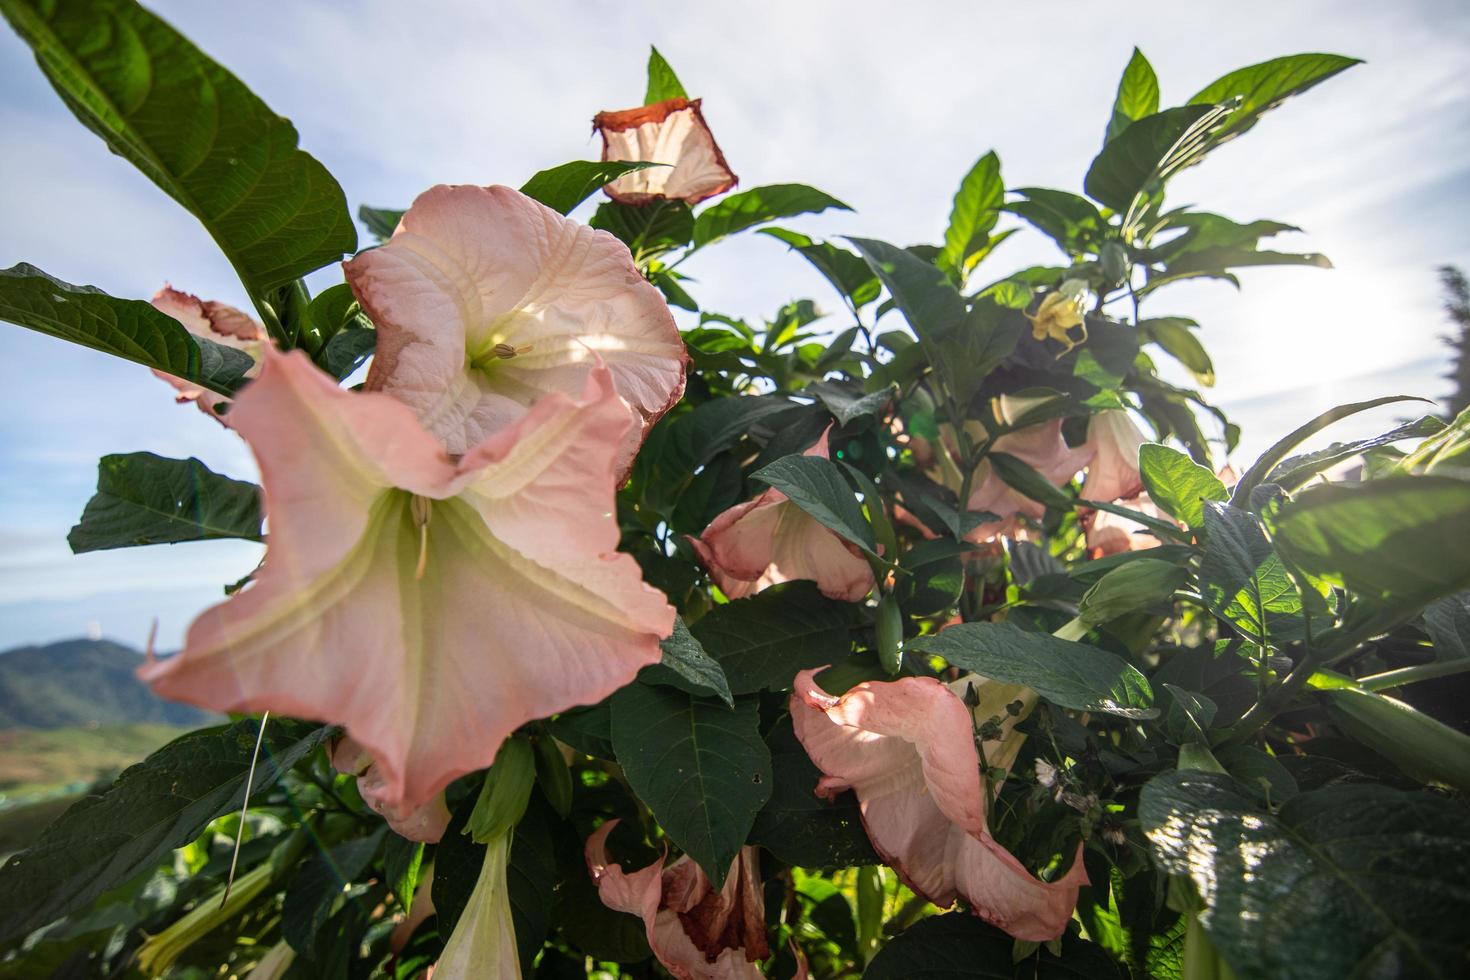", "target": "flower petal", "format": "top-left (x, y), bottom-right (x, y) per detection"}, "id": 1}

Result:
top-left (345, 184), bottom-right (687, 462)
top-left (1080, 410), bottom-right (1146, 502)
top-left (593, 98), bottom-right (738, 205)
top-left (142, 351), bottom-right (671, 810)
top-left (790, 669), bottom-right (1087, 940)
